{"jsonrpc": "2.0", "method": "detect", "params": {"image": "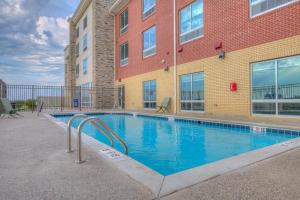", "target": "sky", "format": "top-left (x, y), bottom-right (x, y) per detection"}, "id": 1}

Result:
top-left (0, 0), bottom-right (80, 85)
